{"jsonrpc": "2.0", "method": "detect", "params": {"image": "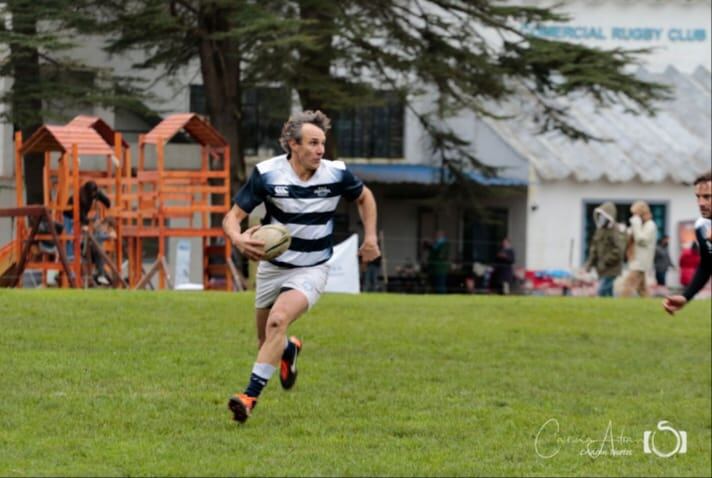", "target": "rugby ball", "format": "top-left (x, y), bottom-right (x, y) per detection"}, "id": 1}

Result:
top-left (252, 224), bottom-right (291, 260)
